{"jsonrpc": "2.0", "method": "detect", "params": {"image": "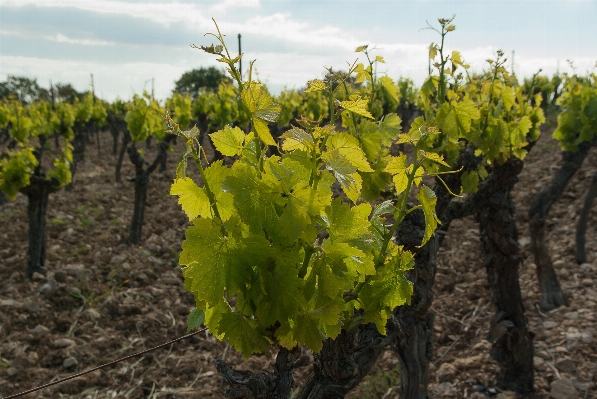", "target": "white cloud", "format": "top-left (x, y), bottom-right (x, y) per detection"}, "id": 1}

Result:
top-left (1, 29), bottom-right (115, 46)
top-left (210, 0), bottom-right (260, 13)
